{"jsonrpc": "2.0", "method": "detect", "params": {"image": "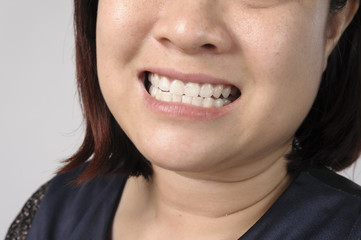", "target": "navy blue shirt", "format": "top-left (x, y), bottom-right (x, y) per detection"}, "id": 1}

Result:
top-left (26, 166), bottom-right (361, 240)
